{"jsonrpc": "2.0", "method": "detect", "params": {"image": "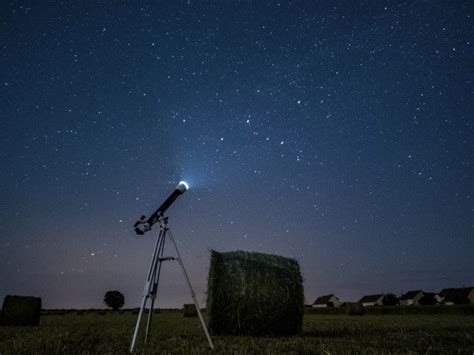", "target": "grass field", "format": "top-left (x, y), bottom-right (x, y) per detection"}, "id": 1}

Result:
top-left (1, 310), bottom-right (473, 354)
